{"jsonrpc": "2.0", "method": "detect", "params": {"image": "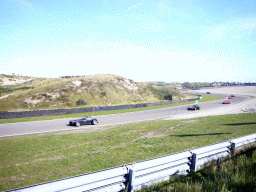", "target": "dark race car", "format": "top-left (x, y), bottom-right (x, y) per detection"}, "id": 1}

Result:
top-left (223, 100), bottom-right (231, 104)
top-left (69, 116), bottom-right (98, 127)
top-left (206, 92), bottom-right (211, 94)
top-left (188, 105), bottom-right (201, 111)
top-left (230, 95), bottom-right (235, 97)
